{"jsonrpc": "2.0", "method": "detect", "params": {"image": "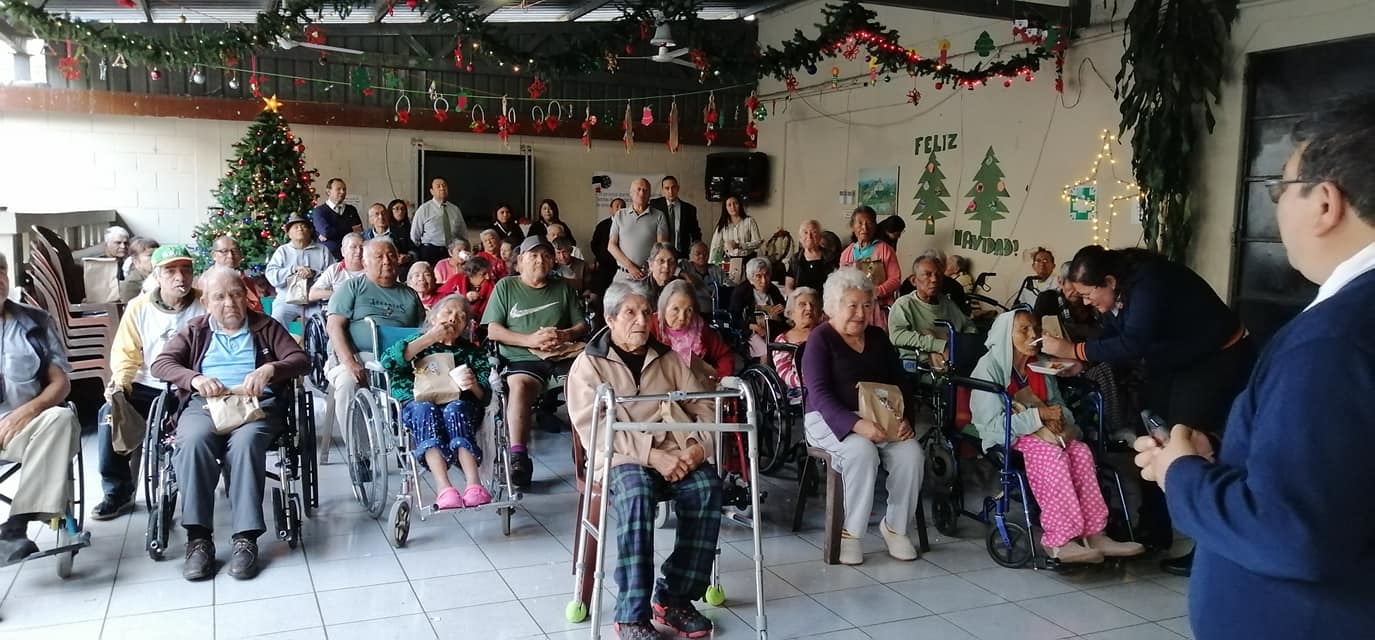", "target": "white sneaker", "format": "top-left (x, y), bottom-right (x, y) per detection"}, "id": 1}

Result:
top-left (880, 519), bottom-right (918, 561)
top-left (839, 531), bottom-right (864, 565)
